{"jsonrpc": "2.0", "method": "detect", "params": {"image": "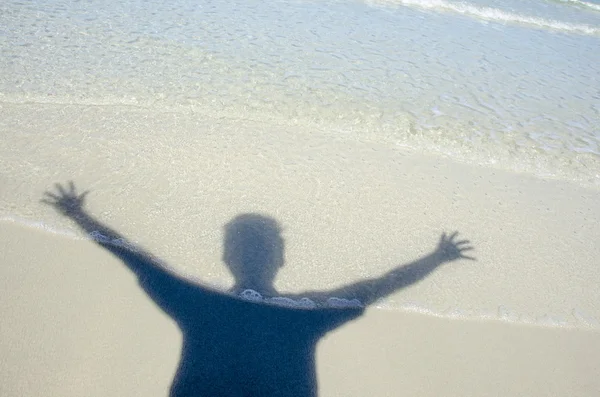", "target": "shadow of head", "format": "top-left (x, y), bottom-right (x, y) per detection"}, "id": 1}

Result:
top-left (223, 213), bottom-right (285, 294)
